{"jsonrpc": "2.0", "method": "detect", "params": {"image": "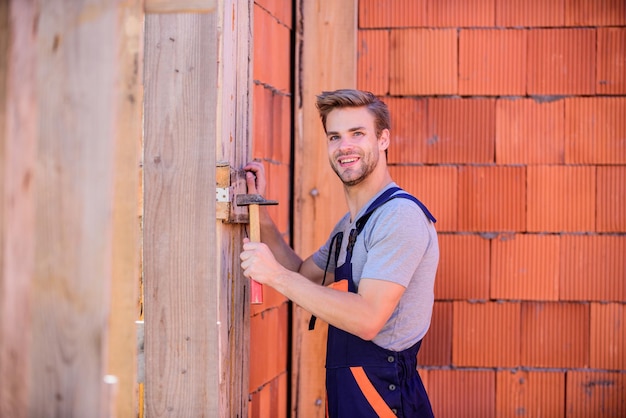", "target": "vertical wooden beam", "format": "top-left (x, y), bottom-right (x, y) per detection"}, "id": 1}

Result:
top-left (143, 12), bottom-right (220, 417)
top-left (108, 1), bottom-right (144, 418)
top-left (26, 0), bottom-right (121, 416)
top-left (293, 1), bottom-right (358, 417)
top-left (215, 0), bottom-right (253, 416)
top-left (0, 1), bottom-right (37, 417)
